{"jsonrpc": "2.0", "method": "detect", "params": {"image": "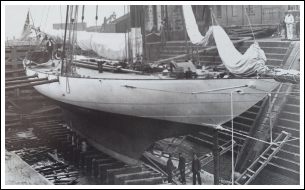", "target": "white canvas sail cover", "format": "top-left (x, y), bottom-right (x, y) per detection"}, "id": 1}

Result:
top-left (44, 28), bottom-right (142, 60)
top-left (182, 5), bottom-right (269, 76)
